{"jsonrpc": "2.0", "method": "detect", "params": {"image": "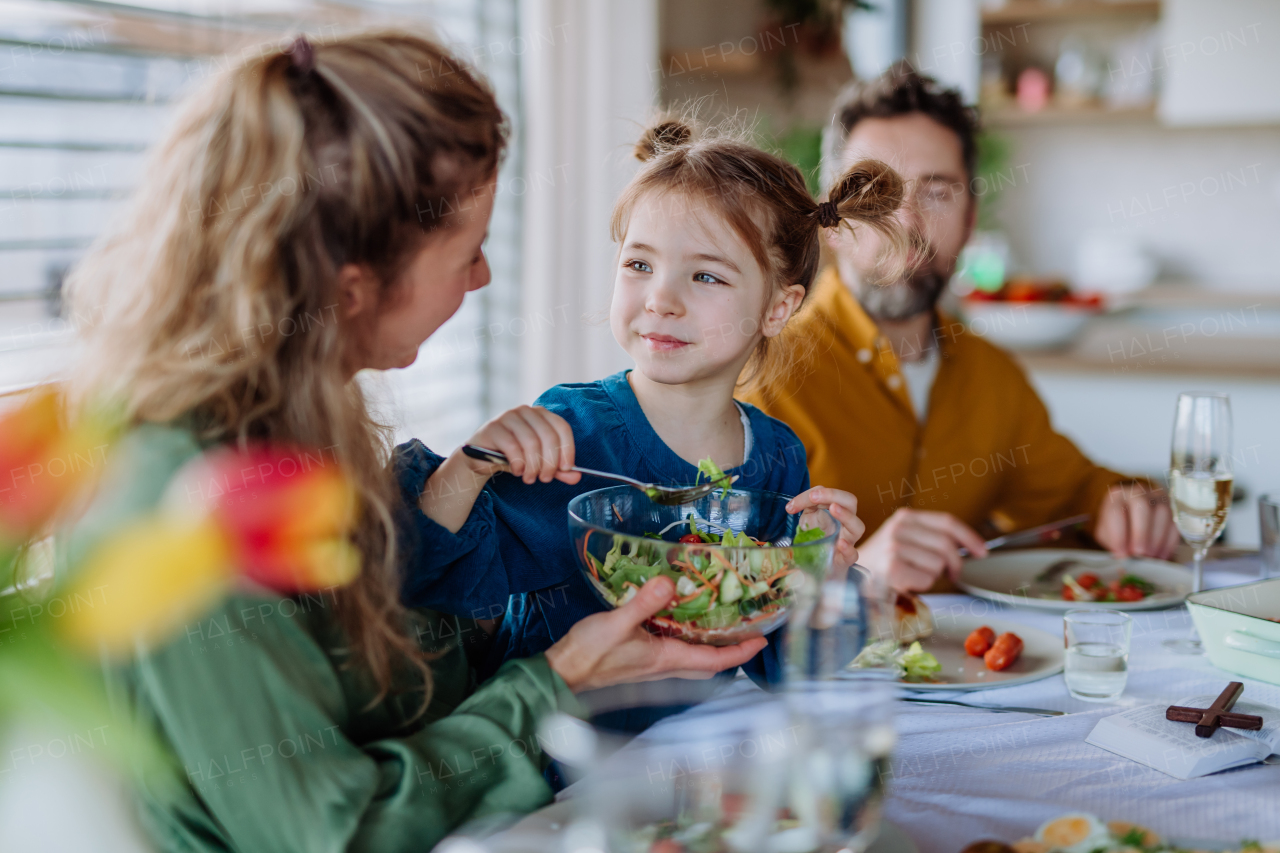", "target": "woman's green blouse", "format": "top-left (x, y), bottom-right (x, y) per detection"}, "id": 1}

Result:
top-left (66, 425), bottom-right (584, 852)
